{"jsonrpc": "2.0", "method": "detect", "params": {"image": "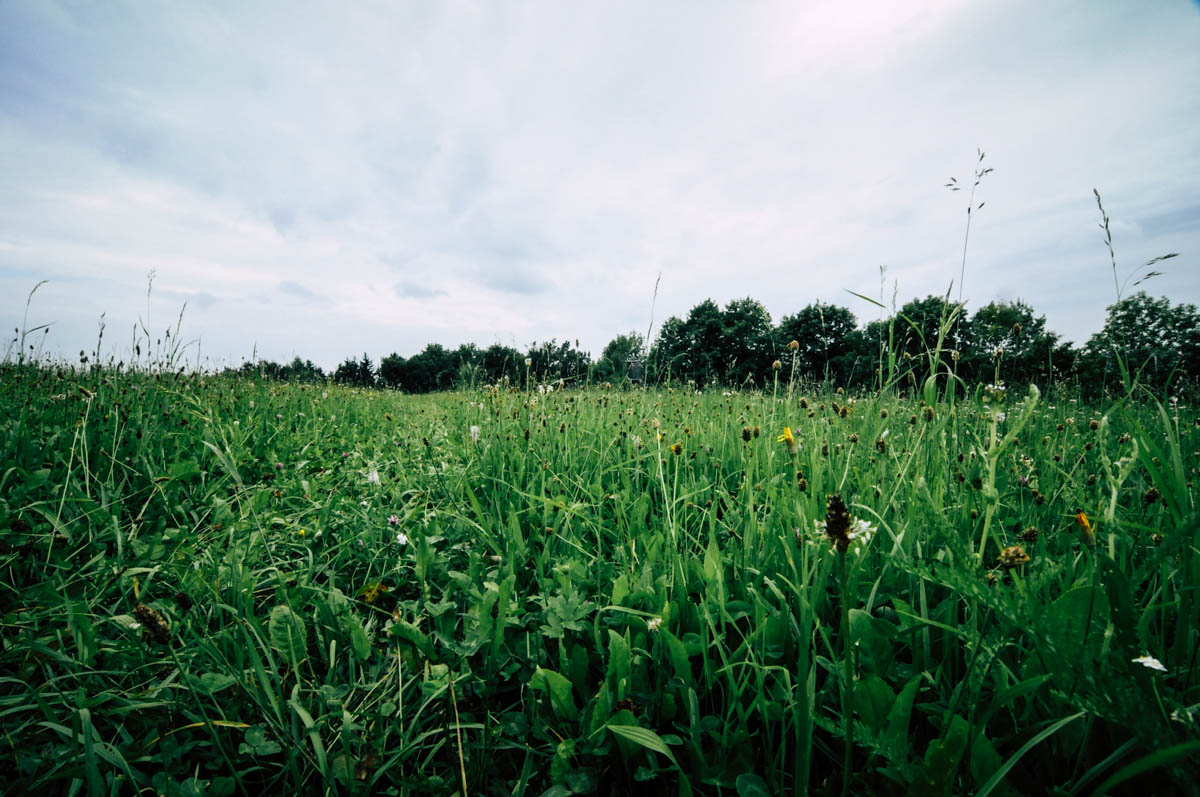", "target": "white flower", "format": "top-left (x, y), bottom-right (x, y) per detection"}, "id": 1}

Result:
top-left (524, 358), bottom-right (532, 367)
top-left (1133, 655), bottom-right (1167, 672)
top-left (646, 617), bottom-right (662, 632)
top-left (396, 532), bottom-right (408, 546)
top-left (469, 425), bottom-right (480, 443)
top-left (995, 412), bottom-right (1007, 423)
top-left (249, 400), bottom-right (255, 408)
top-left (631, 435), bottom-right (642, 449)
top-left (848, 518), bottom-right (875, 545)
top-left (322, 391), bottom-right (328, 398)
top-left (366, 469), bottom-right (380, 485)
